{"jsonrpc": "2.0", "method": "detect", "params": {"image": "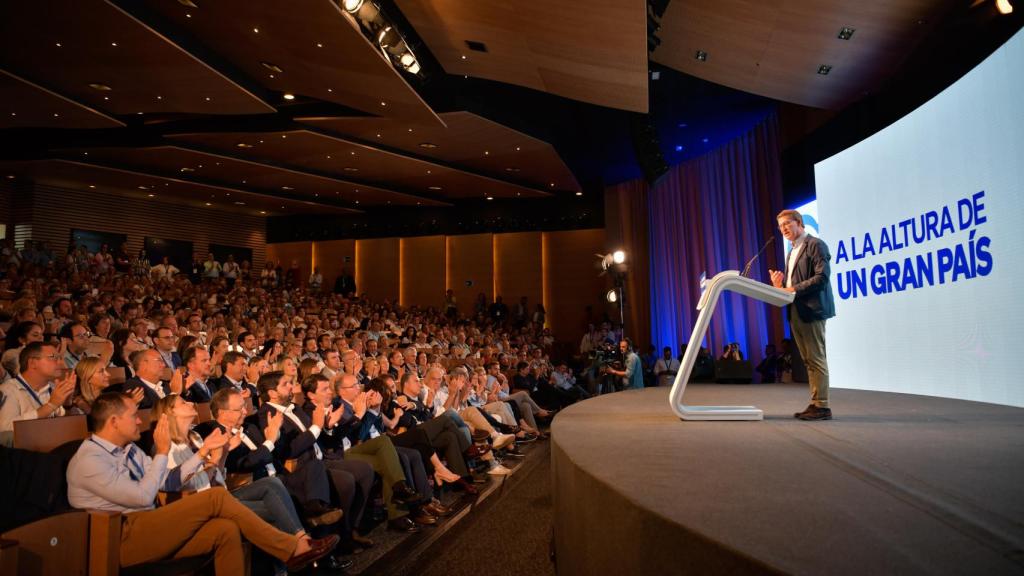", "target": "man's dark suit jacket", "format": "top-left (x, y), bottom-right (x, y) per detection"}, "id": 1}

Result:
top-left (123, 377), bottom-right (168, 409)
top-left (257, 402), bottom-right (321, 469)
top-left (211, 376), bottom-right (260, 409)
top-left (786, 235), bottom-right (836, 322)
